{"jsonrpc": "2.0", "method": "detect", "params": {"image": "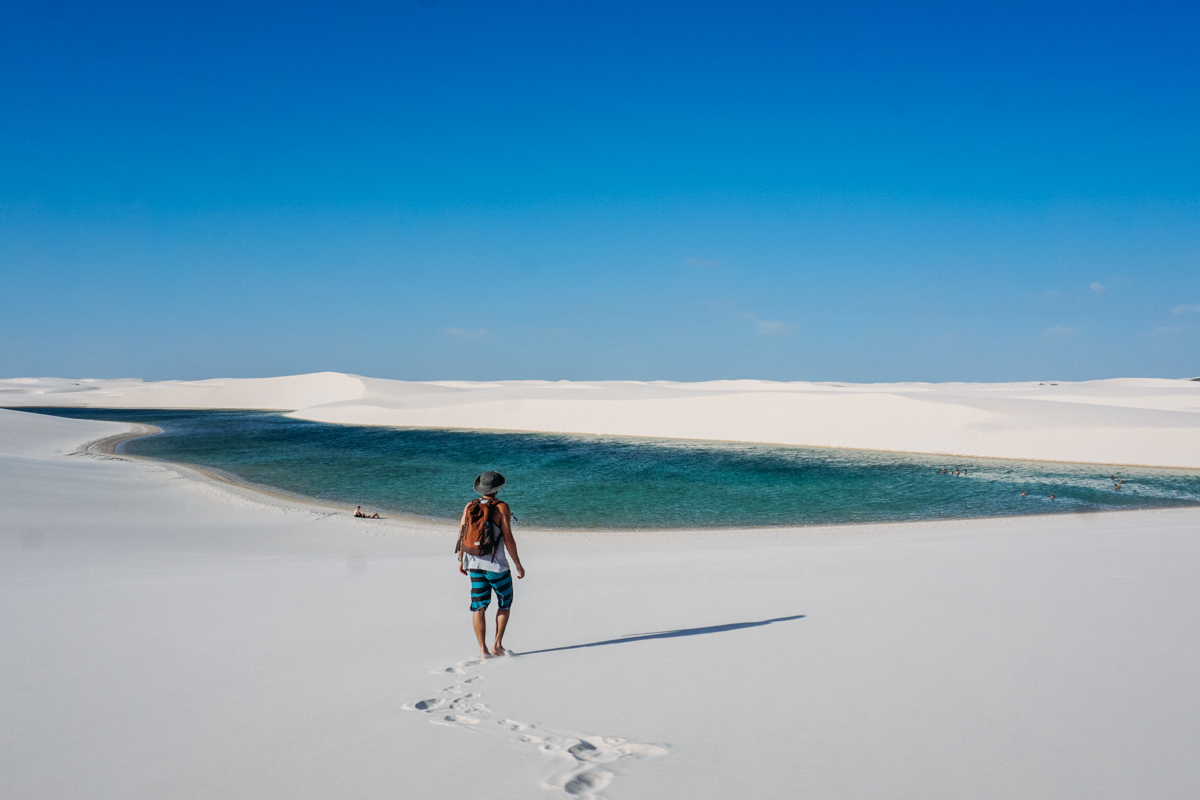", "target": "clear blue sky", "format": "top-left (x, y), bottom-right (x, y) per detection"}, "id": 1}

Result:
top-left (2, 0), bottom-right (1197, 382)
